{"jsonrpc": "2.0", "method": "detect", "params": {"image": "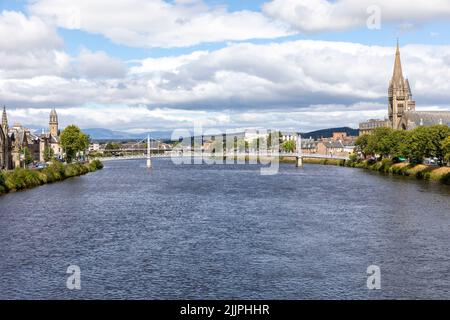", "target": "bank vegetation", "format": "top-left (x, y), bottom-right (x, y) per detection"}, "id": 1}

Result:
top-left (0, 160), bottom-right (103, 196)
top-left (348, 125), bottom-right (450, 185)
